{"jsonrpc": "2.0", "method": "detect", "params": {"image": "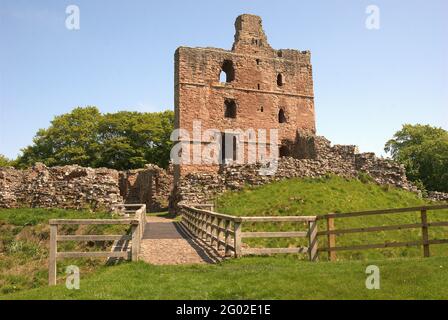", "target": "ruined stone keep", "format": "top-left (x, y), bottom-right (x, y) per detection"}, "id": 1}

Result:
top-left (174, 14), bottom-right (316, 177)
top-left (2, 14), bottom-right (446, 214)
